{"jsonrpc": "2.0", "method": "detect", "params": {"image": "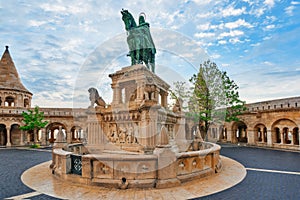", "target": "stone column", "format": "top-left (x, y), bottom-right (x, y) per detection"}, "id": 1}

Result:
top-left (291, 132), bottom-right (295, 145)
top-left (6, 127), bottom-right (11, 147)
top-left (162, 92), bottom-right (168, 108)
top-left (226, 128), bottom-right (233, 143)
top-left (232, 129), bottom-right (238, 143)
top-left (27, 131), bottom-right (31, 144)
top-left (20, 130), bottom-right (24, 145)
top-left (280, 129), bottom-right (284, 144)
top-left (262, 130), bottom-right (265, 143)
top-left (117, 86), bottom-right (121, 103)
top-left (41, 128), bottom-right (47, 146)
top-left (67, 129), bottom-right (72, 144)
top-left (34, 129), bottom-right (38, 143)
top-left (155, 87), bottom-right (159, 102)
top-left (136, 81), bottom-right (142, 101)
top-left (247, 130), bottom-right (255, 145)
top-left (75, 127), bottom-right (81, 142)
top-left (267, 129), bottom-right (272, 146)
top-left (112, 84), bottom-right (121, 105)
